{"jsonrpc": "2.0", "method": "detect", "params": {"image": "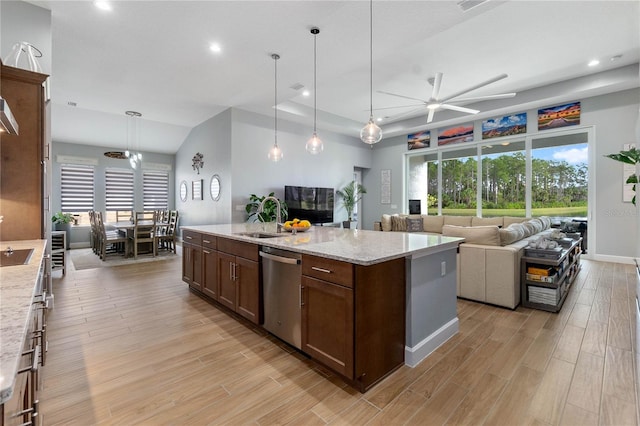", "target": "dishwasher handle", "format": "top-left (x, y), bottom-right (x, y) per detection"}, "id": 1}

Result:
top-left (259, 251), bottom-right (301, 265)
